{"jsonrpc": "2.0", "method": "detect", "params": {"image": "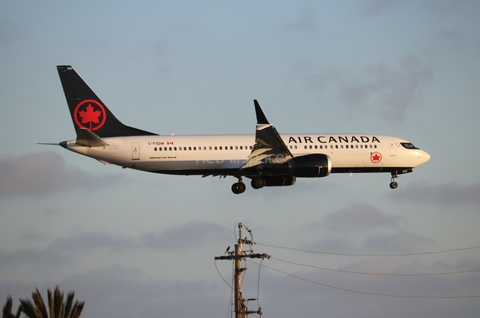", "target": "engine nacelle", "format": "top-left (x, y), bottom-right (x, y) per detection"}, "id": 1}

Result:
top-left (264, 176), bottom-right (296, 187)
top-left (289, 154), bottom-right (331, 178)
